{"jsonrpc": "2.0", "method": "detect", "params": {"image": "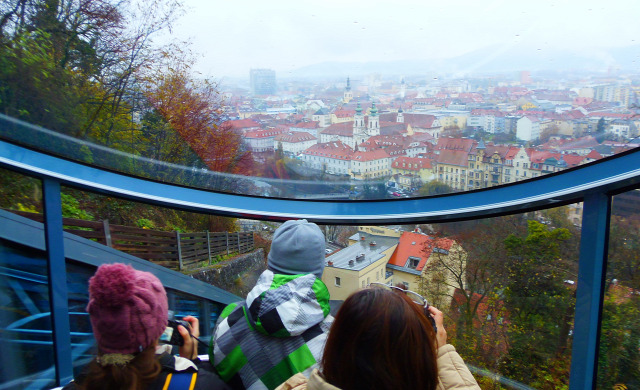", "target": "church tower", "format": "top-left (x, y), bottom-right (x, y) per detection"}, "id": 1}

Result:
top-left (367, 102), bottom-right (380, 136)
top-left (343, 77), bottom-right (353, 103)
top-left (400, 77), bottom-right (406, 99)
top-left (353, 101), bottom-right (367, 146)
top-left (397, 107), bottom-right (404, 123)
